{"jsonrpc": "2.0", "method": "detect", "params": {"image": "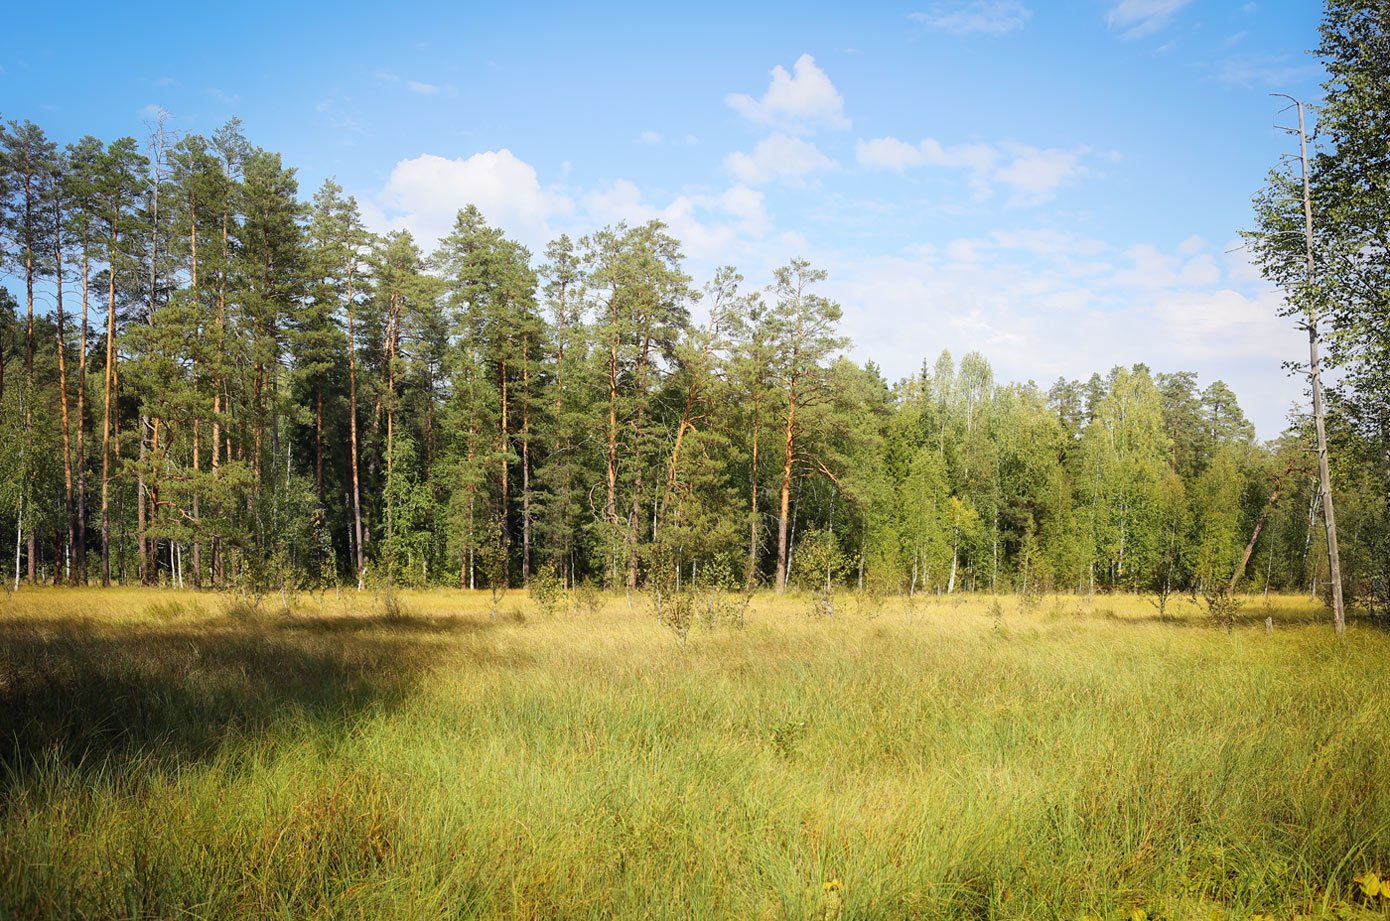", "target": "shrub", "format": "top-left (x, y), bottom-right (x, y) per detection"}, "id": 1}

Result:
top-left (530, 563), bottom-right (564, 617)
